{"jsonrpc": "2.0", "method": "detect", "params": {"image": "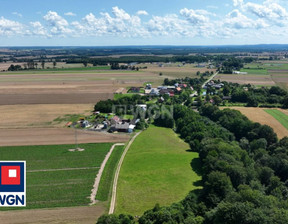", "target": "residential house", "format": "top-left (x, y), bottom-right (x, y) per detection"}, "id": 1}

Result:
top-left (149, 88), bottom-right (160, 96)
